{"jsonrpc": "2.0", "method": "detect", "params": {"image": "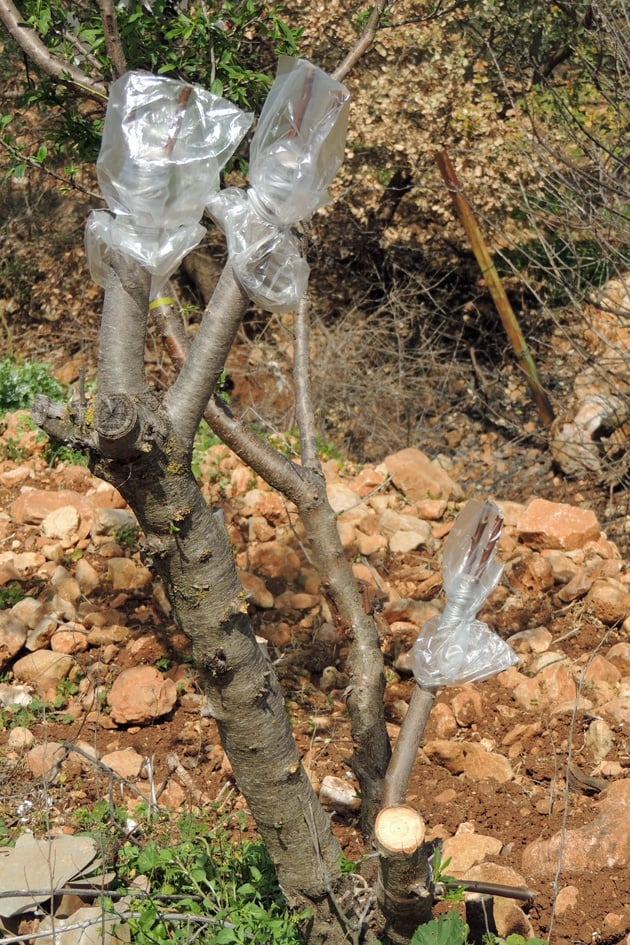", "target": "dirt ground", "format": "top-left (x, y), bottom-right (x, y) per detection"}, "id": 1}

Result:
top-left (0, 423), bottom-right (628, 944)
